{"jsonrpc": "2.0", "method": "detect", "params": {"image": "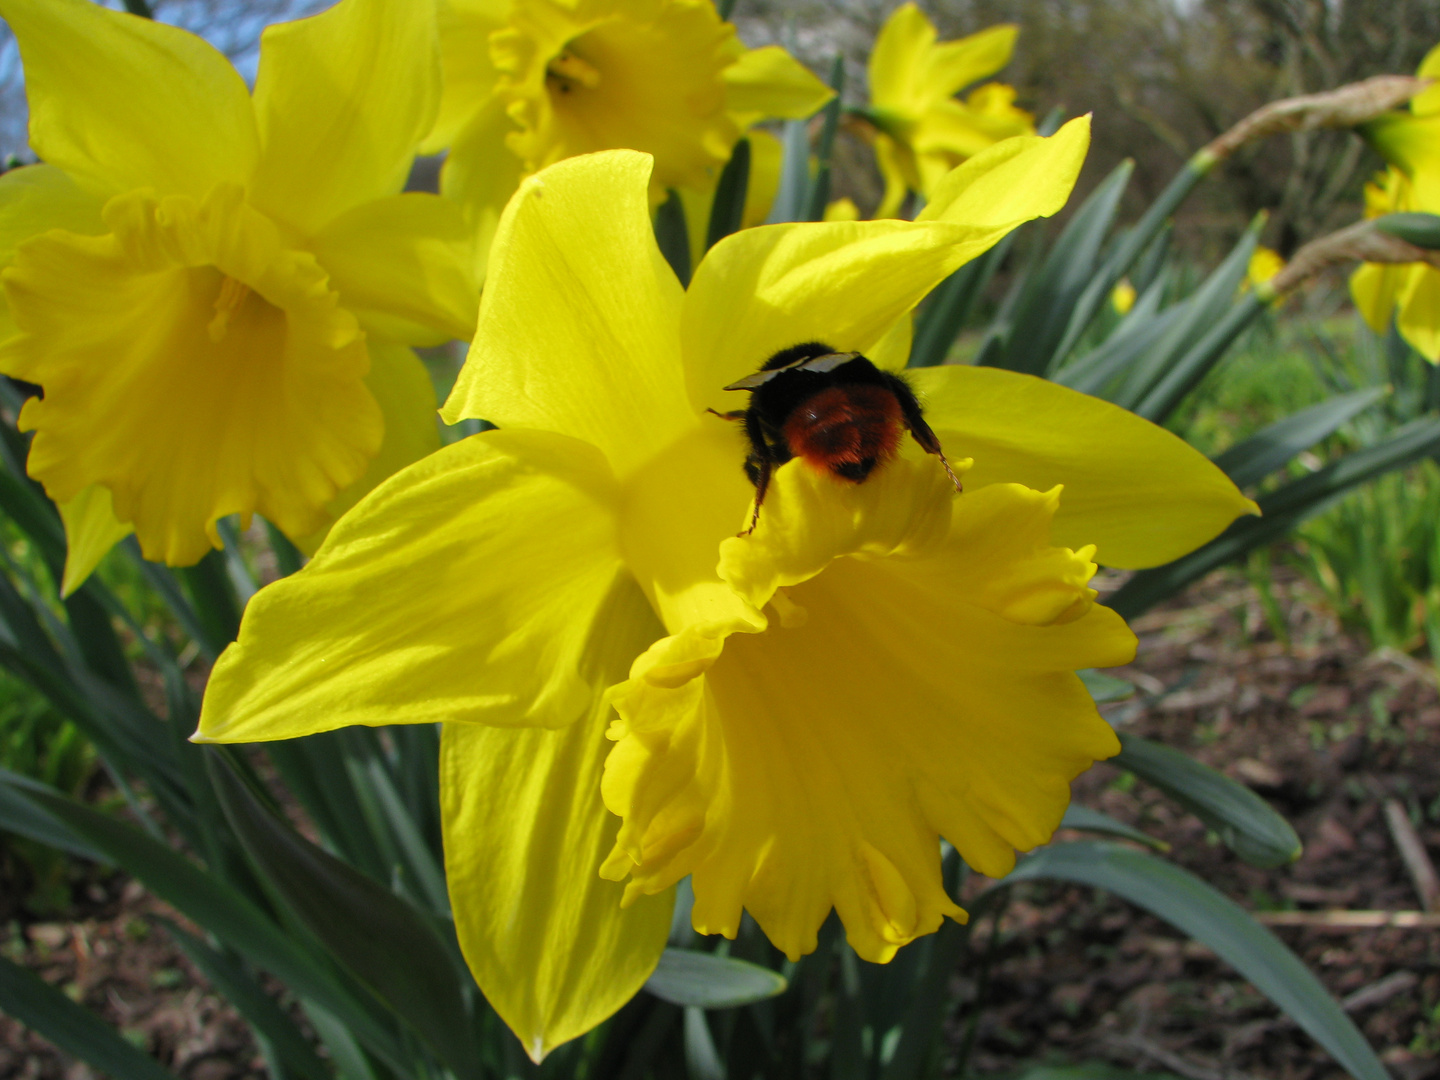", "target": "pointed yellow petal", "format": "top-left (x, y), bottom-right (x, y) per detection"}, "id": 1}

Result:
top-left (0, 0), bottom-right (258, 199)
top-left (1, 185), bottom-right (379, 566)
top-left (0, 165), bottom-right (104, 265)
top-left (923, 25), bottom-right (1017, 100)
top-left (907, 365), bottom-right (1258, 568)
top-left (424, 0), bottom-right (510, 153)
top-left (1412, 41), bottom-right (1440, 117)
top-left (311, 194), bottom-right (479, 346)
top-left (1397, 264), bottom-right (1440, 363)
top-left (723, 45), bottom-right (833, 128)
top-left (249, 0), bottom-right (441, 234)
top-left (868, 3), bottom-right (937, 120)
top-left (916, 115), bottom-right (1088, 226)
top-left (444, 151), bottom-right (691, 476)
top-left (604, 466), bottom-right (1131, 963)
top-left (873, 133), bottom-right (915, 219)
top-left (196, 429), bottom-right (631, 743)
top-left (292, 343), bottom-right (443, 555)
top-left (742, 127), bottom-right (784, 228)
top-left (438, 96), bottom-right (526, 285)
top-left (441, 578), bottom-right (671, 1060)
top-left (57, 485), bottom-right (132, 598)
